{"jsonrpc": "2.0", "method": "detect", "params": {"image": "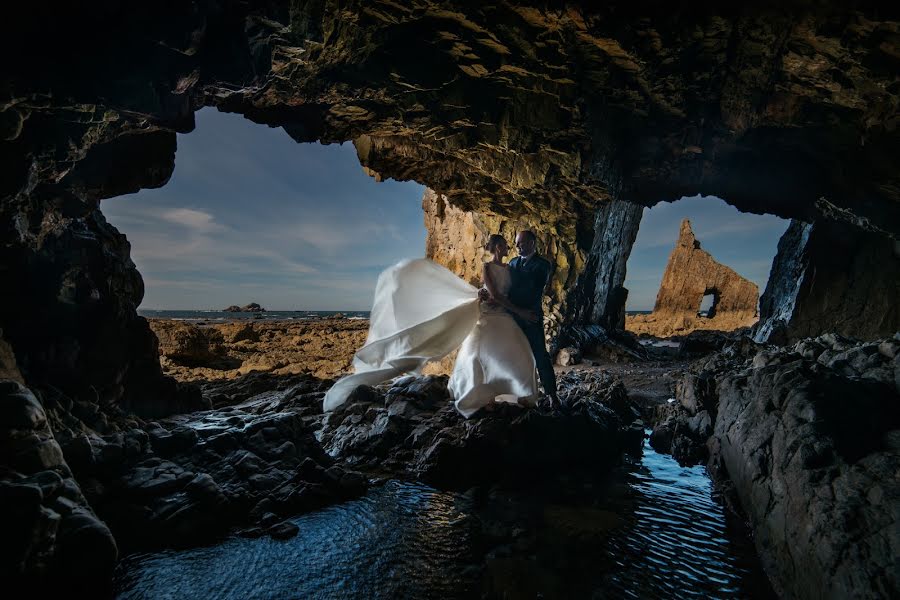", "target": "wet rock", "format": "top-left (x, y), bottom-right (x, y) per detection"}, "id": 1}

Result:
top-left (321, 372), bottom-right (636, 490)
top-left (268, 520), bottom-right (299, 540)
top-left (651, 334), bottom-right (899, 598)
